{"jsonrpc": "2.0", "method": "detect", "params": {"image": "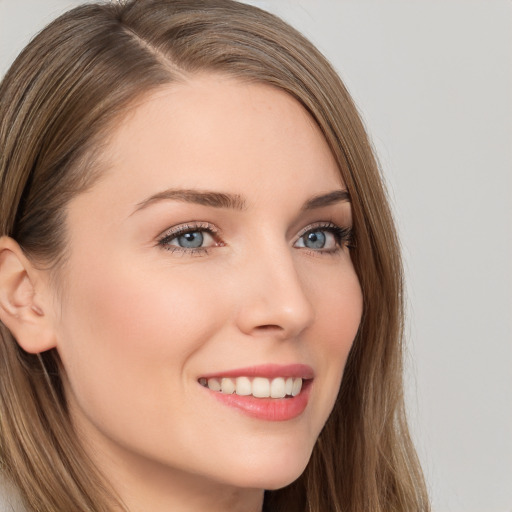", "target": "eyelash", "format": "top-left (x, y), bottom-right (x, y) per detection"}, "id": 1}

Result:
top-left (297, 222), bottom-right (354, 256)
top-left (157, 222), bottom-right (221, 256)
top-left (157, 221), bottom-right (354, 256)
